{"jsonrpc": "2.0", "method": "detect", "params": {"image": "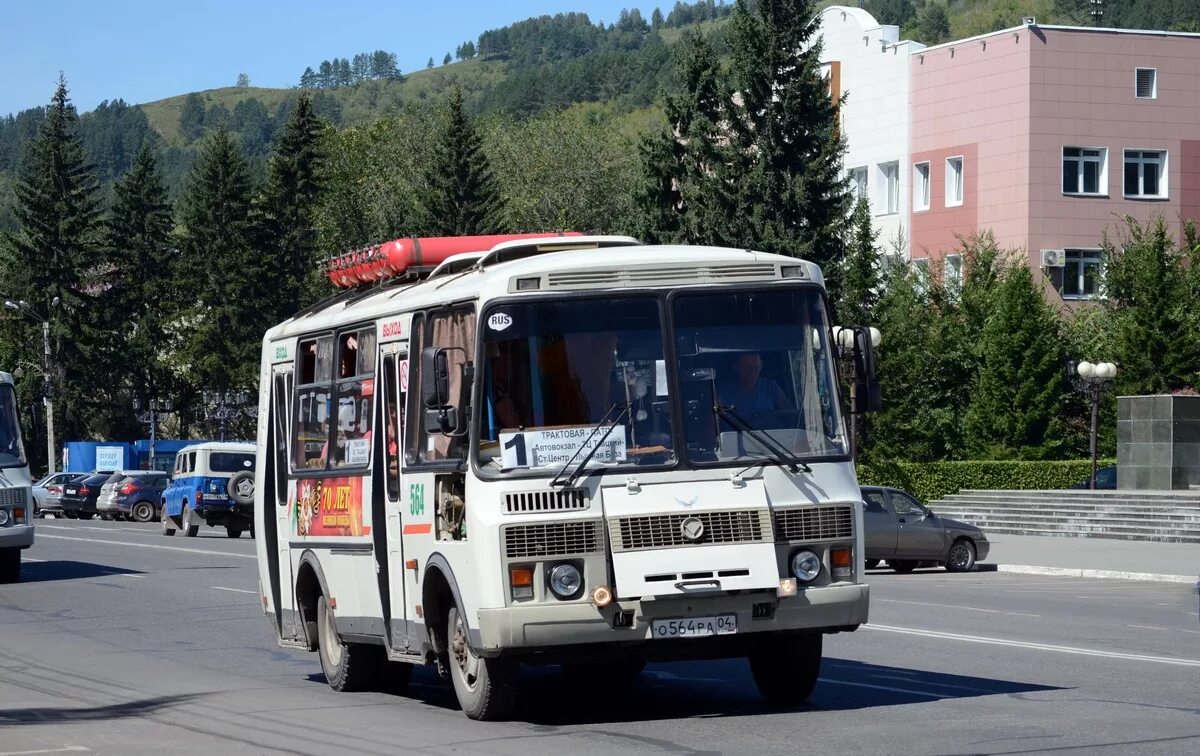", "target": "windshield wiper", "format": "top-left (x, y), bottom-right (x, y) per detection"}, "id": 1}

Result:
top-left (715, 404), bottom-right (812, 474)
top-left (549, 401), bottom-right (631, 489)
